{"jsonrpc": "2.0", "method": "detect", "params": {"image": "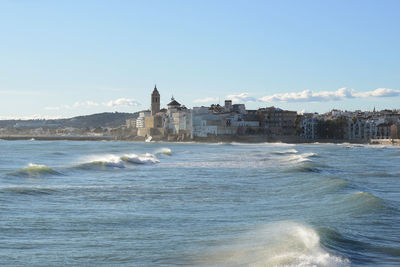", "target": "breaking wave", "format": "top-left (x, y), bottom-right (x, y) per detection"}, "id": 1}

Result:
top-left (76, 152), bottom-right (160, 169)
top-left (76, 155), bottom-right (125, 169)
top-left (154, 148), bottom-right (172, 156)
top-left (11, 163), bottom-right (61, 177)
top-left (121, 153), bottom-right (159, 164)
top-left (284, 153), bottom-right (317, 164)
top-left (195, 221), bottom-right (350, 267)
